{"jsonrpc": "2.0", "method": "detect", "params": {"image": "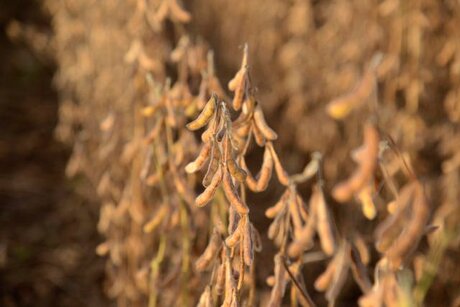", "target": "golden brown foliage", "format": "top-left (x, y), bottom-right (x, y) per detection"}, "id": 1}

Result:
top-left (49, 0), bottom-right (460, 306)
